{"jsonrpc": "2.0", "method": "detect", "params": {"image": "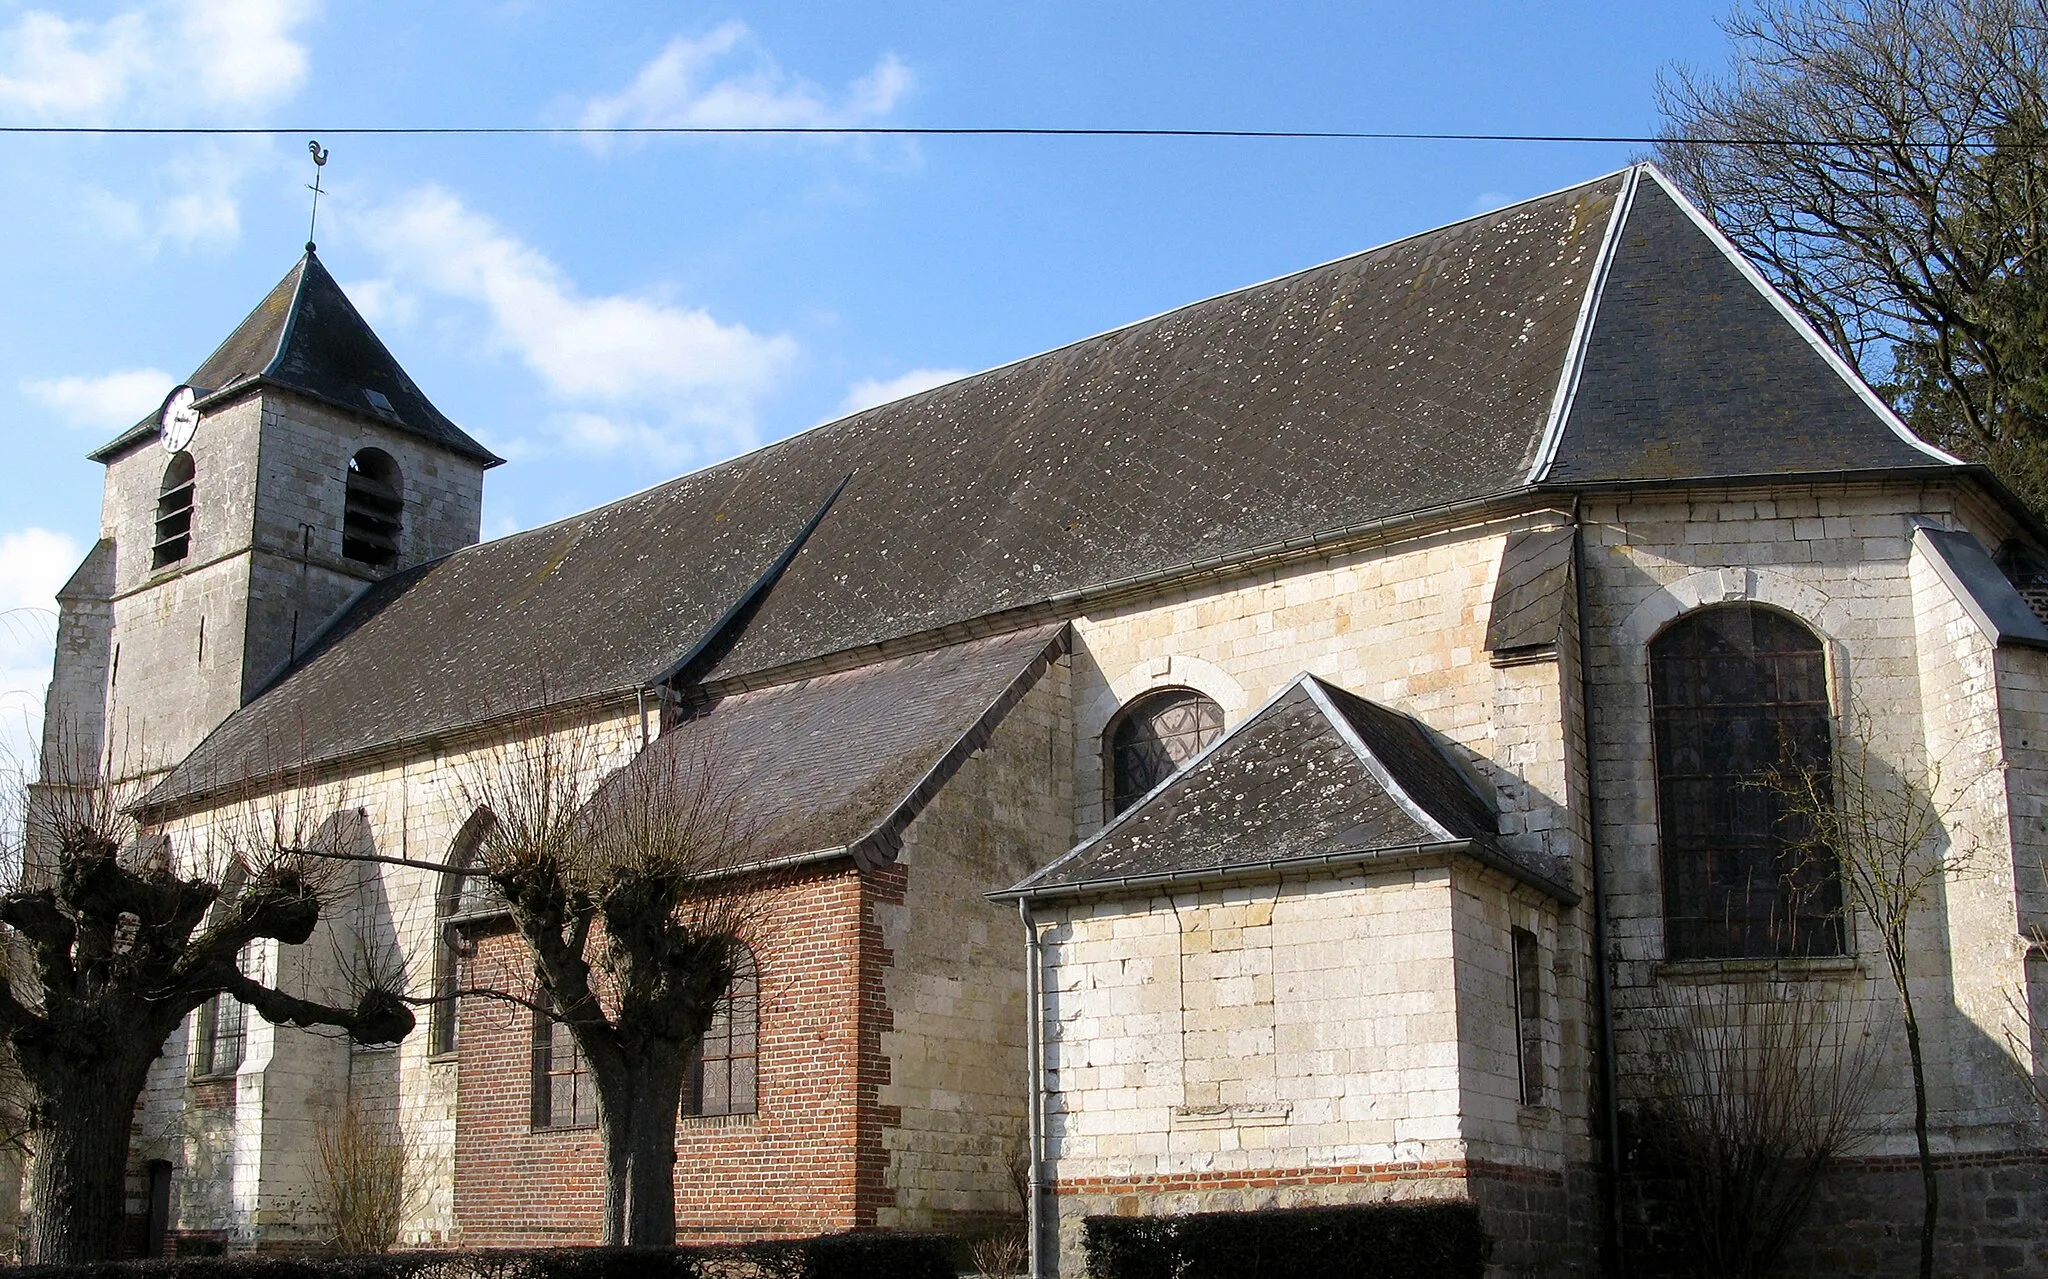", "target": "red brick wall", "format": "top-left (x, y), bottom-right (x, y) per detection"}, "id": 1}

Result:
top-left (452, 862), bottom-right (885, 1244)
